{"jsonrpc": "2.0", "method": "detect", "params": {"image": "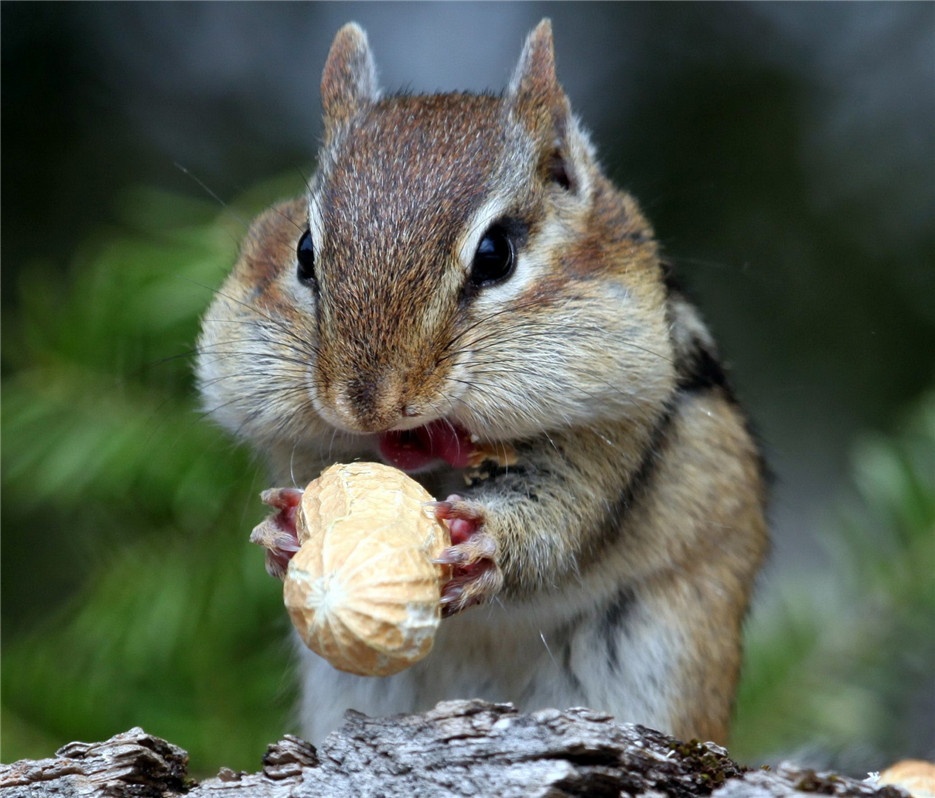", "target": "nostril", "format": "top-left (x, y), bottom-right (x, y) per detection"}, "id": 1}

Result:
top-left (346, 376), bottom-right (377, 410)
top-left (329, 370), bottom-right (410, 432)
